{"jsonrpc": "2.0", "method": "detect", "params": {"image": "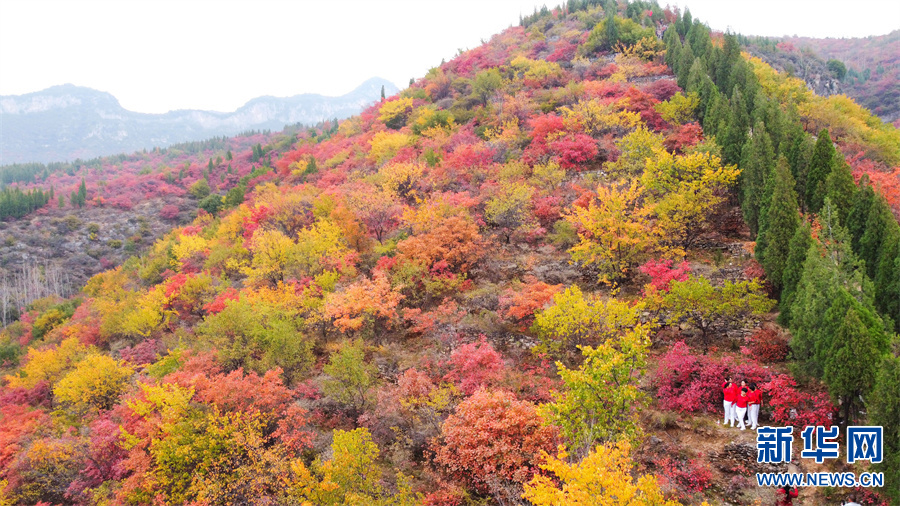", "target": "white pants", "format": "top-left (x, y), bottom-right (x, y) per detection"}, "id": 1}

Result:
top-left (723, 400), bottom-right (734, 425)
top-left (735, 407), bottom-right (747, 429)
top-left (749, 404), bottom-right (760, 429)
